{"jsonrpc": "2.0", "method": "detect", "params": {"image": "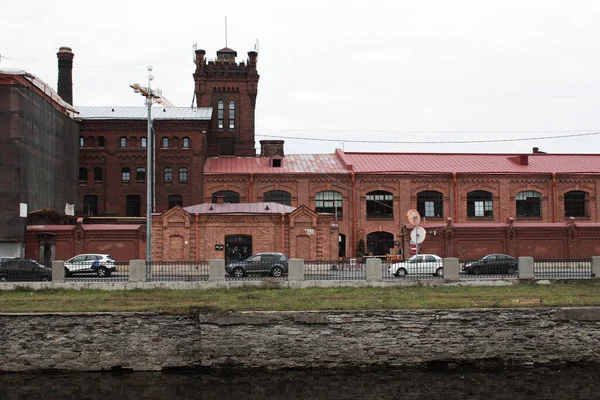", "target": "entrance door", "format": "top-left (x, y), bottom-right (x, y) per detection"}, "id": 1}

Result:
top-left (367, 231), bottom-right (394, 256)
top-left (225, 235), bottom-right (252, 263)
top-left (339, 234), bottom-right (346, 259)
